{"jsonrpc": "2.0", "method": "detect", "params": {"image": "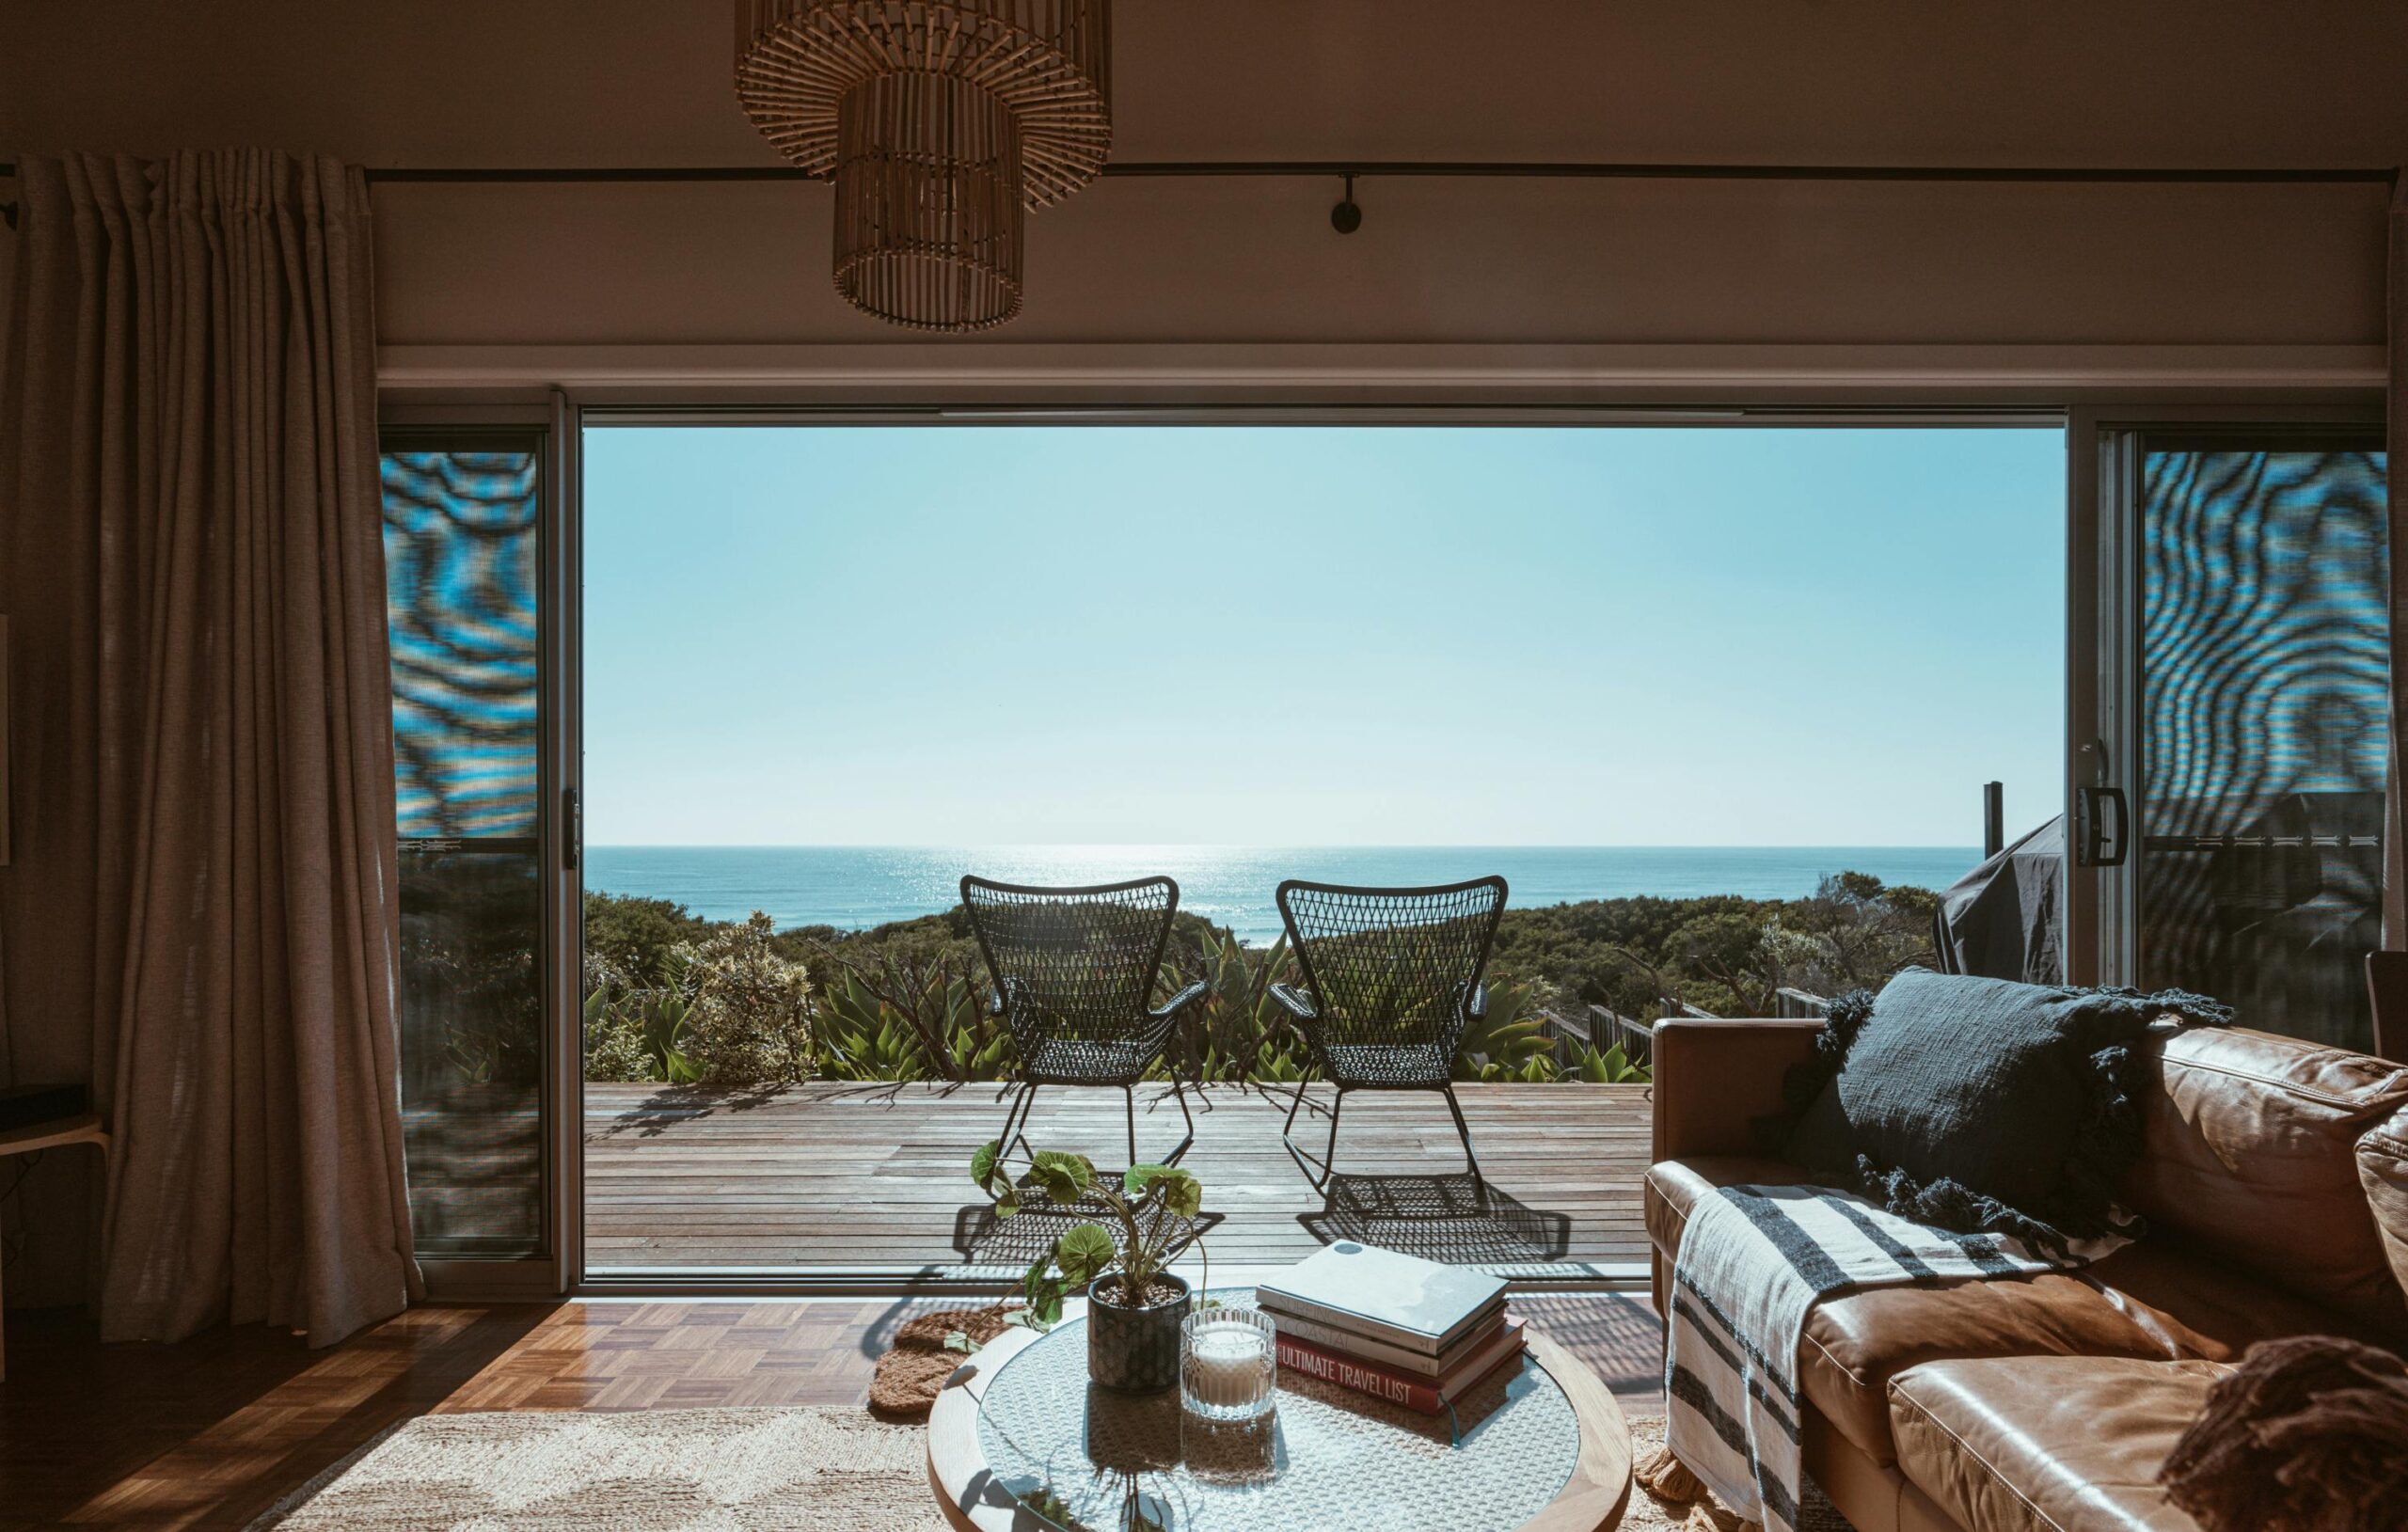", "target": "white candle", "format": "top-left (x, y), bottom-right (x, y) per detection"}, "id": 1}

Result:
top-left (1184, 1320), bottom-right (1271, 1410)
